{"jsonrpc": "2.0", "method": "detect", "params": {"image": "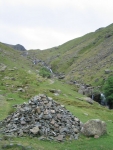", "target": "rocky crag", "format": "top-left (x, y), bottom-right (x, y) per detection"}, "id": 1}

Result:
top-left (2, 43), bottom-right (26, 51)
top-left (0, 94), bottom-right (82, 141)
